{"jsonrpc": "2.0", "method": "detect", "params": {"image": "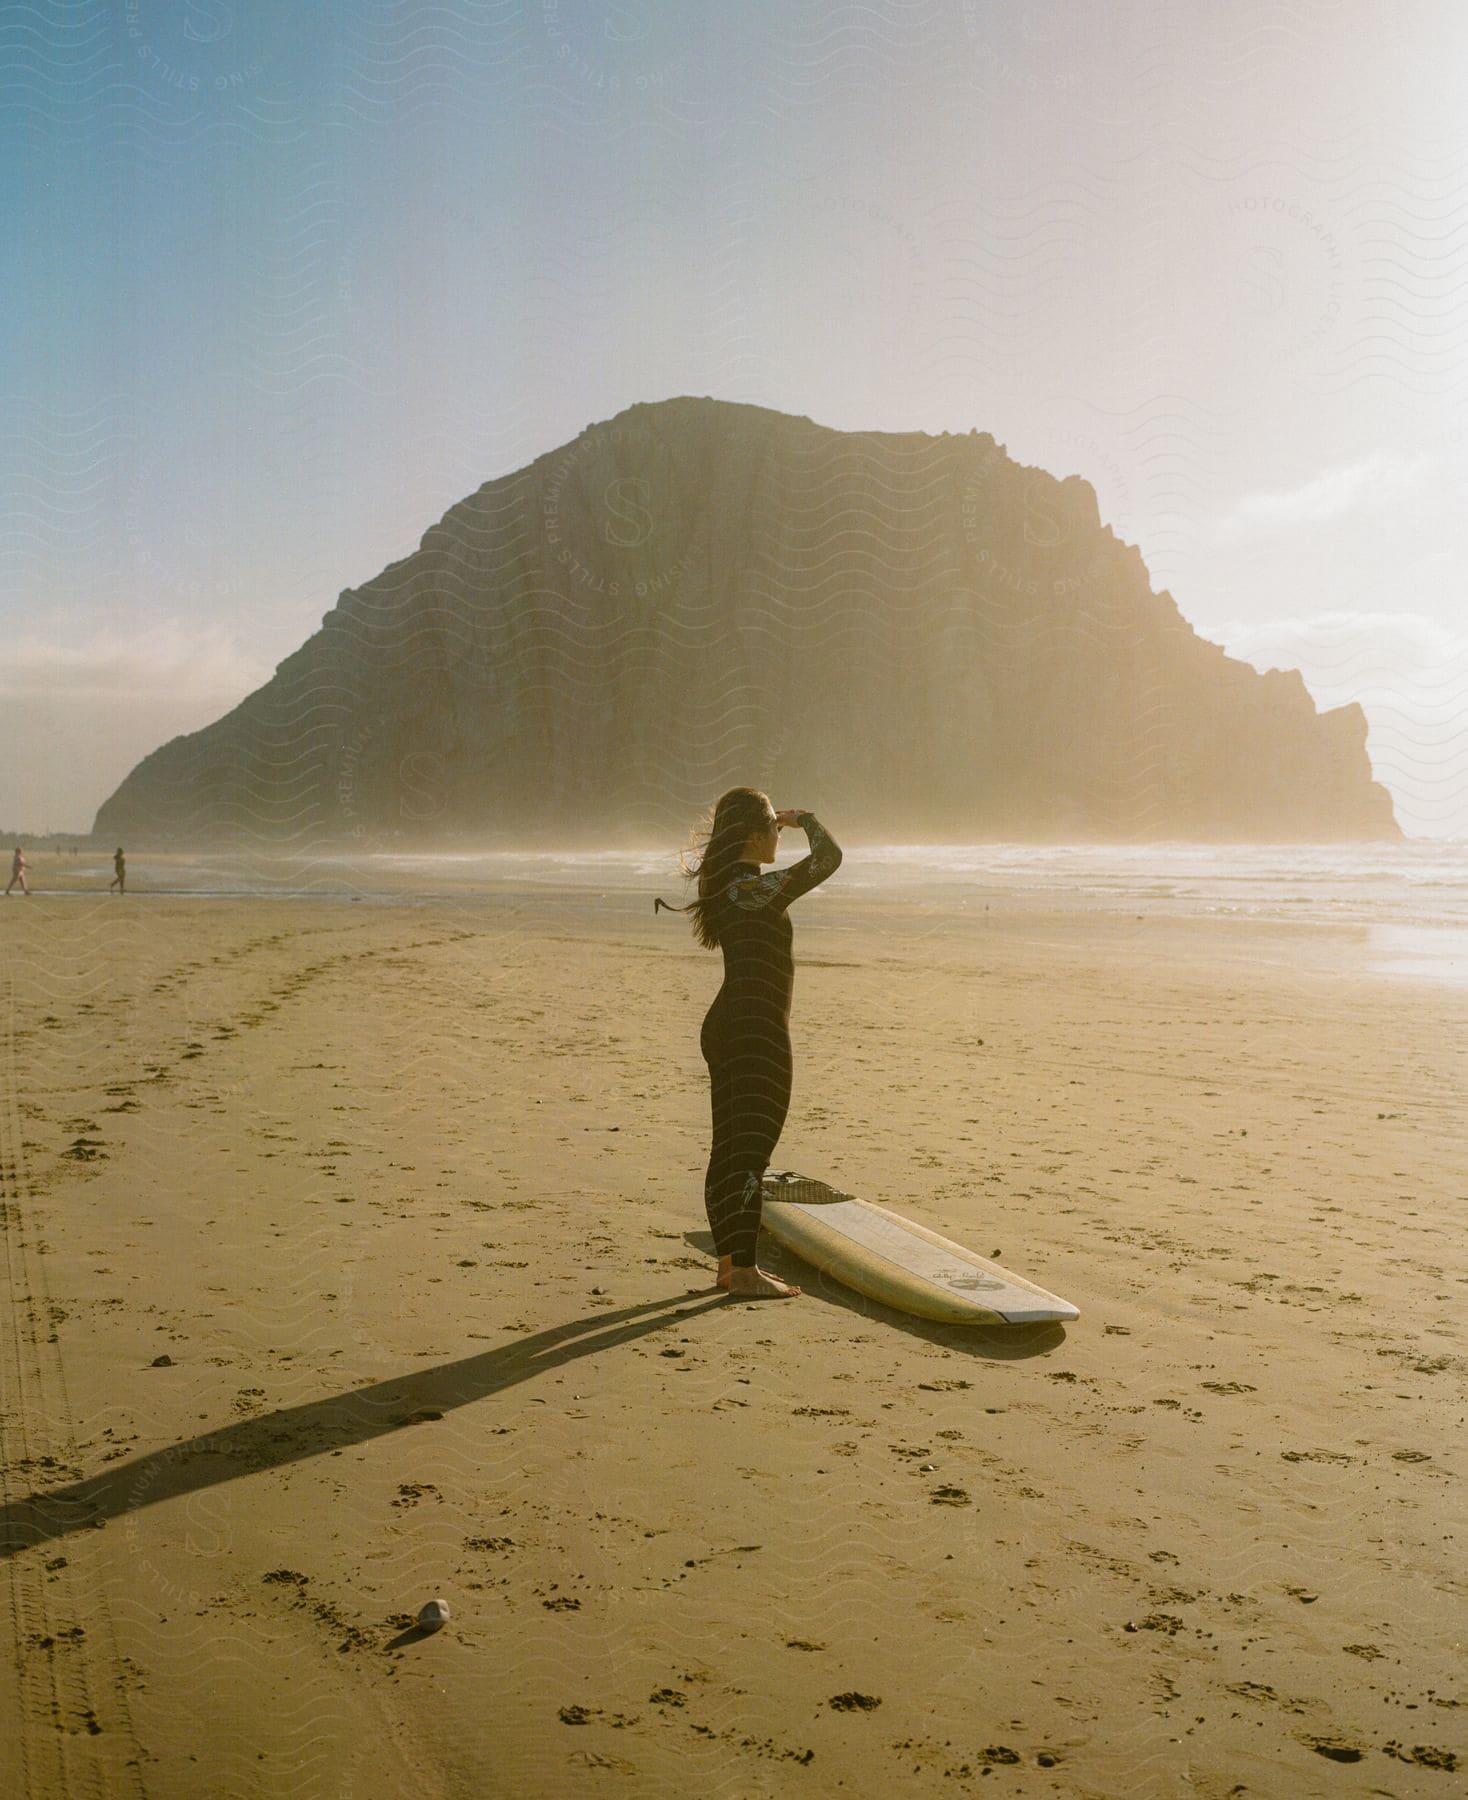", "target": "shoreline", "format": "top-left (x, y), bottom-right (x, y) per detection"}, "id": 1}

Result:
top-left (11, 874), bottom-right (1468, 990)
